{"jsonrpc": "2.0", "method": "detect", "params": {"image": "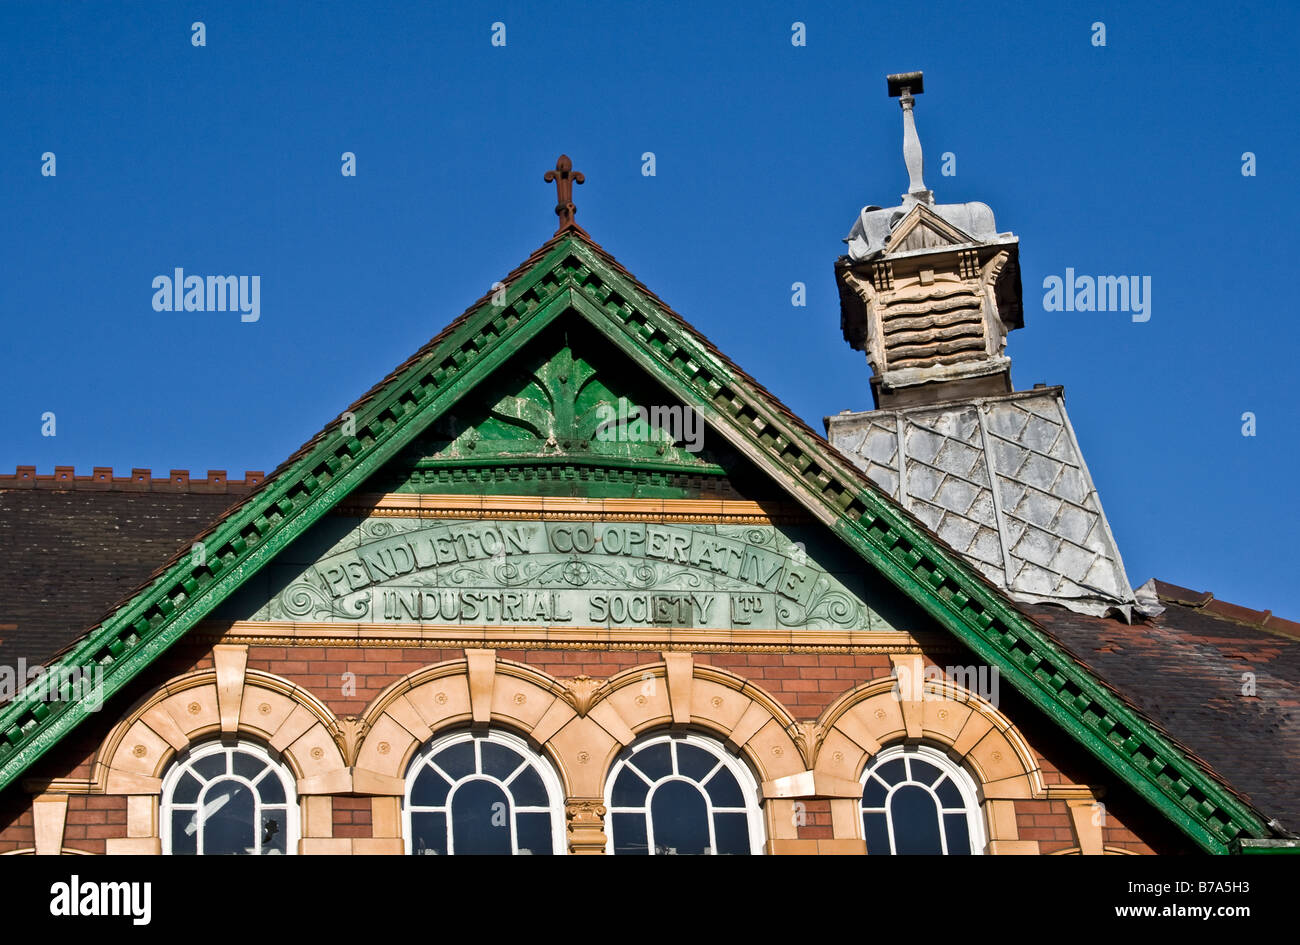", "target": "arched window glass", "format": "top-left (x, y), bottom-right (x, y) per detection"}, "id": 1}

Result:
top-left (404, 730), bottom-right (564, 855)
top-left (161, 741), bottom-right (297, 855)
top-left (860, 745), bottom-right (984, 855)
top-left (604, 733), bottom-right (763, 855)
